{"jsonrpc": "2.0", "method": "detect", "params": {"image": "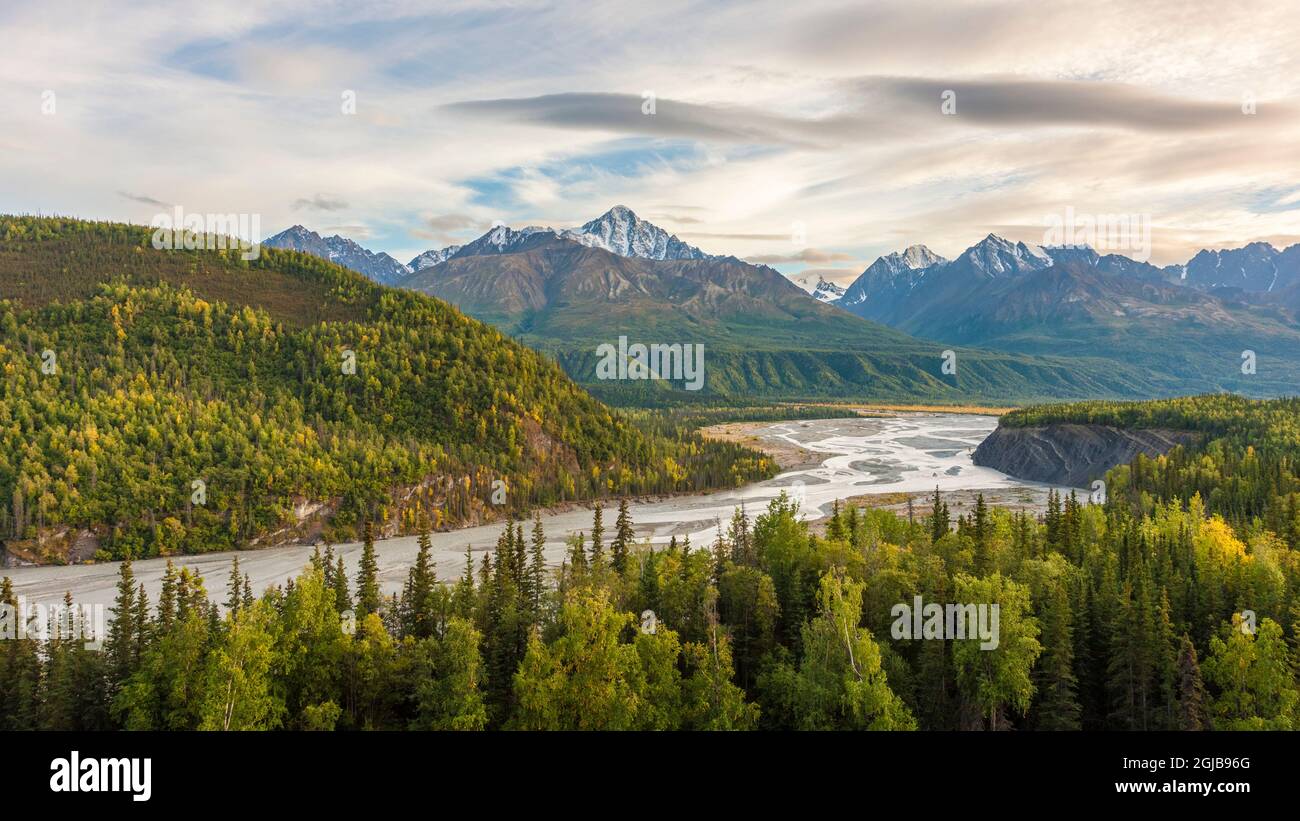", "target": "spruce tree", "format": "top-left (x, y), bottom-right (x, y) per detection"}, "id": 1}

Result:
top-left (972, 493), bottom-right (991, 575)
top-left (929, 487), bottom-right (949, 543)
top-left (611, 498), bottom-right (634, 573)
top-left (158, 560), bottom-right (178, 633)
top-left (1175, 634), bottom-right (1210, 730)
top-left (333, 557), bottom-right (351, 613)
top-left (568, 532), bottom-right (587, 571)
top-left (226, 555), bottom-right (243, 615)
top-left (1033, 583), bottom-right (1081, 730)
top-left (528, 513), bottom-right (546, 618)
top-left (405, 529), bottom-right (436, 638)
top-left (105, 557), bottom-right (137, 690)
top-left (356, 521), bottom-right (381, 618)
top-left (589, 503), bottom-right (605, 565)
top-left (133, 583), bottom-right (150, 665)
